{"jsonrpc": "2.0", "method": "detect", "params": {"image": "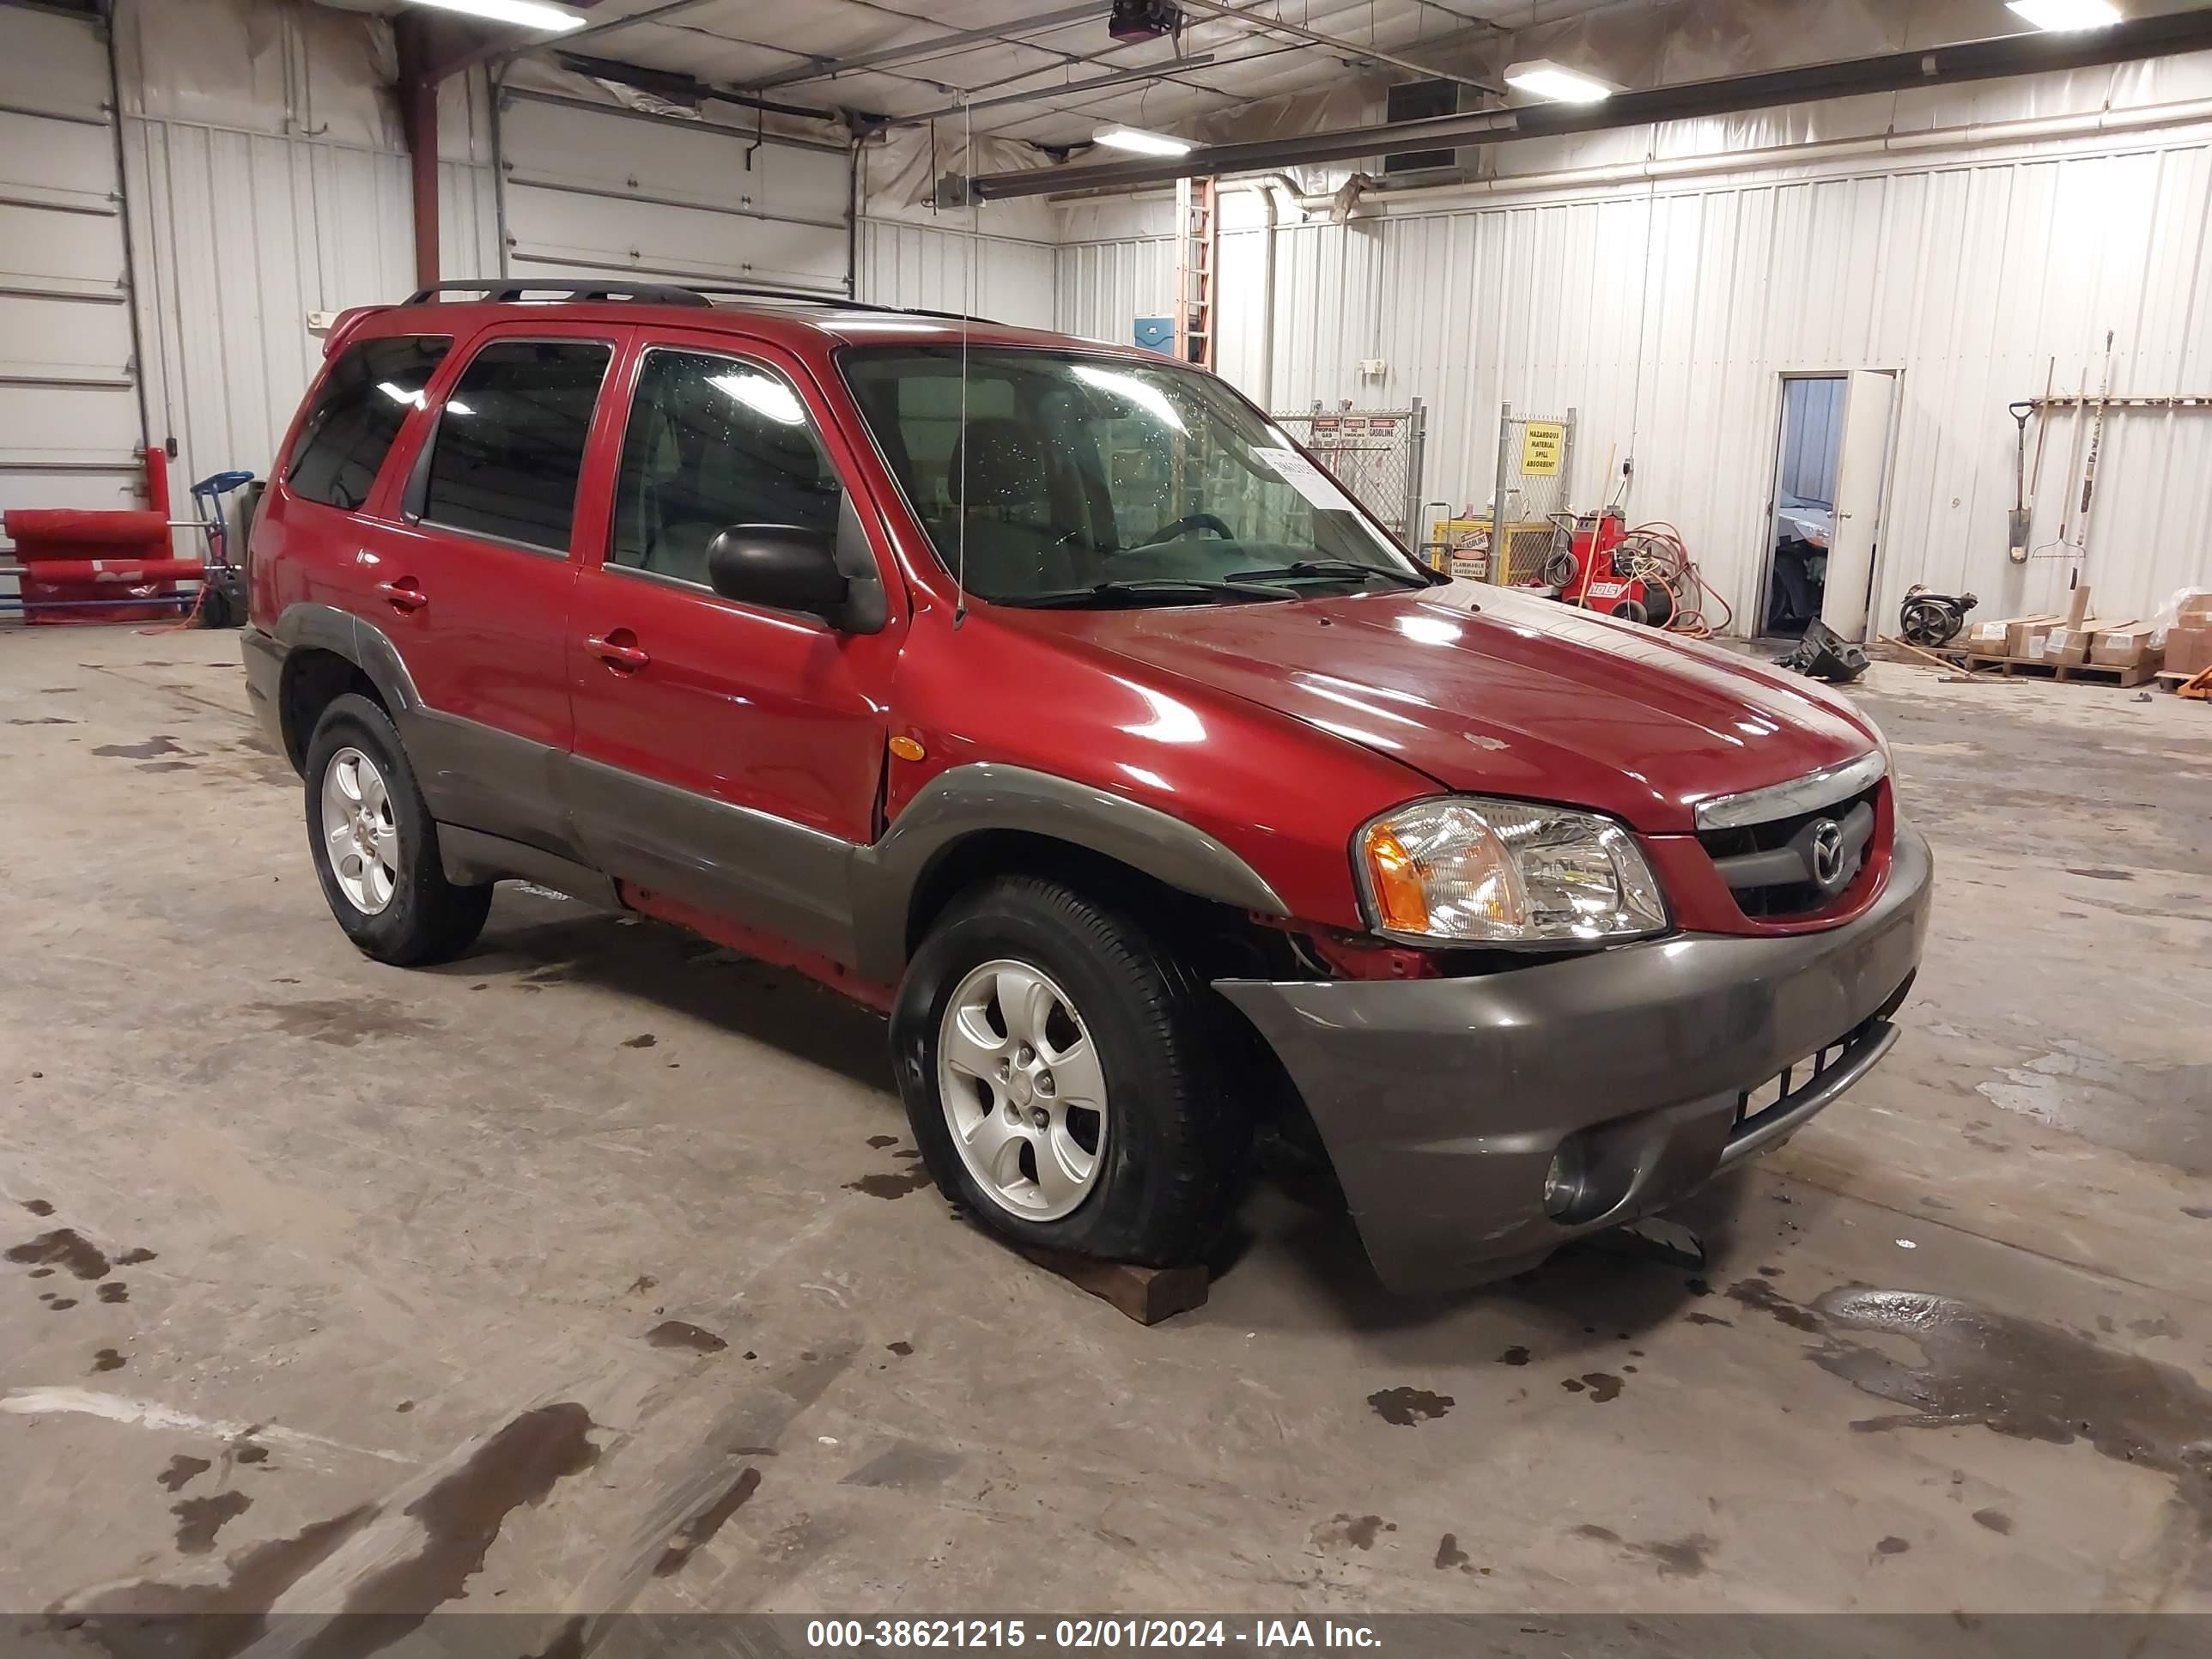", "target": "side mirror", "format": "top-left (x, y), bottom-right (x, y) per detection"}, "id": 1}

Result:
top-left (705, 524), bottom-right (850, 622)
